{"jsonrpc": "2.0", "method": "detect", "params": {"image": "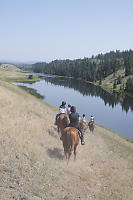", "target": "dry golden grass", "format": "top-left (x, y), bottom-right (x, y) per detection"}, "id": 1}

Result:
top-left (0, 65), bottom-right (133, 200)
